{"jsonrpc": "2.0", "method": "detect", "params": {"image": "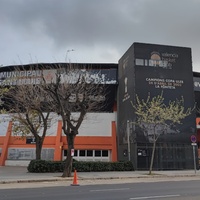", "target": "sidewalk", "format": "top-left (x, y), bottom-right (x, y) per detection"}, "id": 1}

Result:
top-left (0, 166), bottom-right (200, 184)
